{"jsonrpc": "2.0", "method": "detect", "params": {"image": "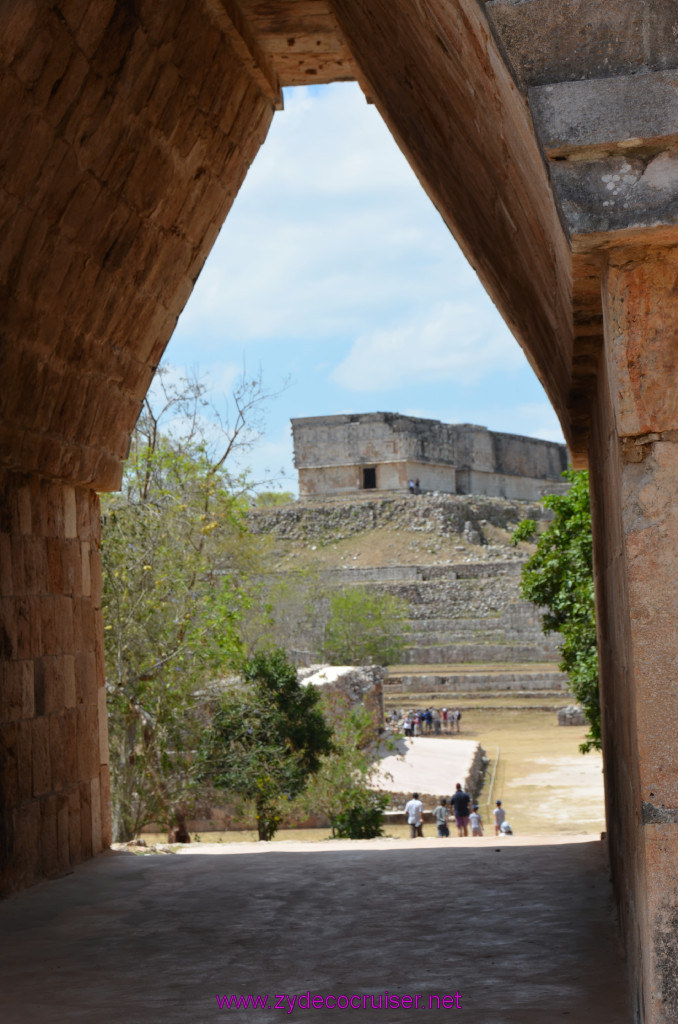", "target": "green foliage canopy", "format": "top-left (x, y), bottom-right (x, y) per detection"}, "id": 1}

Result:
top-left (196, 649), bottom-right (334, 840)
top-left (323, 589), bottom-right (409, 665)
top-left (513, 470), bottom-right (600, 751)
top-left (101, 371), bottom-right (267, 841)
